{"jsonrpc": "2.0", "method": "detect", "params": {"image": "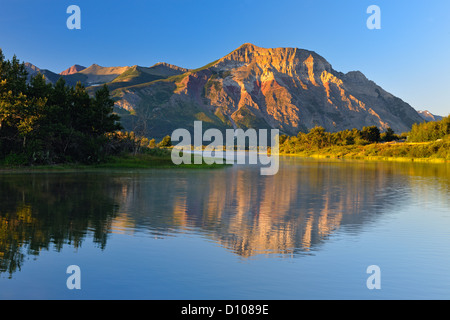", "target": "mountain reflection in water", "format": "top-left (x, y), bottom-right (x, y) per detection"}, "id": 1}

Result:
top-left (0, 159), bottom-right (449, 277)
